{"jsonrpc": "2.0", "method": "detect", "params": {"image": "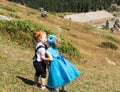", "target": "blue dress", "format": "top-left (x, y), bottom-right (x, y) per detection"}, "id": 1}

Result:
top-left (47, 47), bottom-right (80, 88)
